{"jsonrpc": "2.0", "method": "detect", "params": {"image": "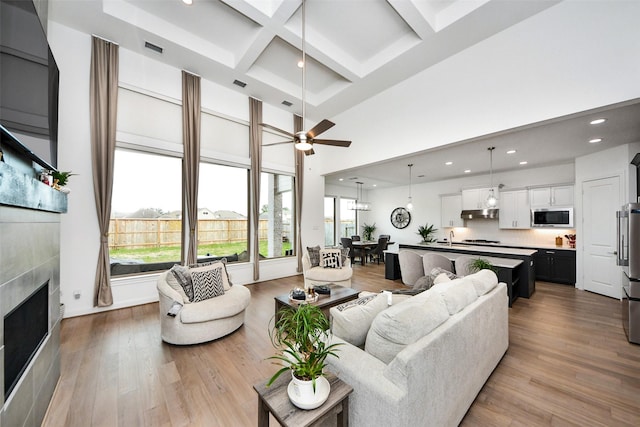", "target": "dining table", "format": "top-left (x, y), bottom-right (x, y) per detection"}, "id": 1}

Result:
top-left (351, 240), bottom-right (394, 265)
